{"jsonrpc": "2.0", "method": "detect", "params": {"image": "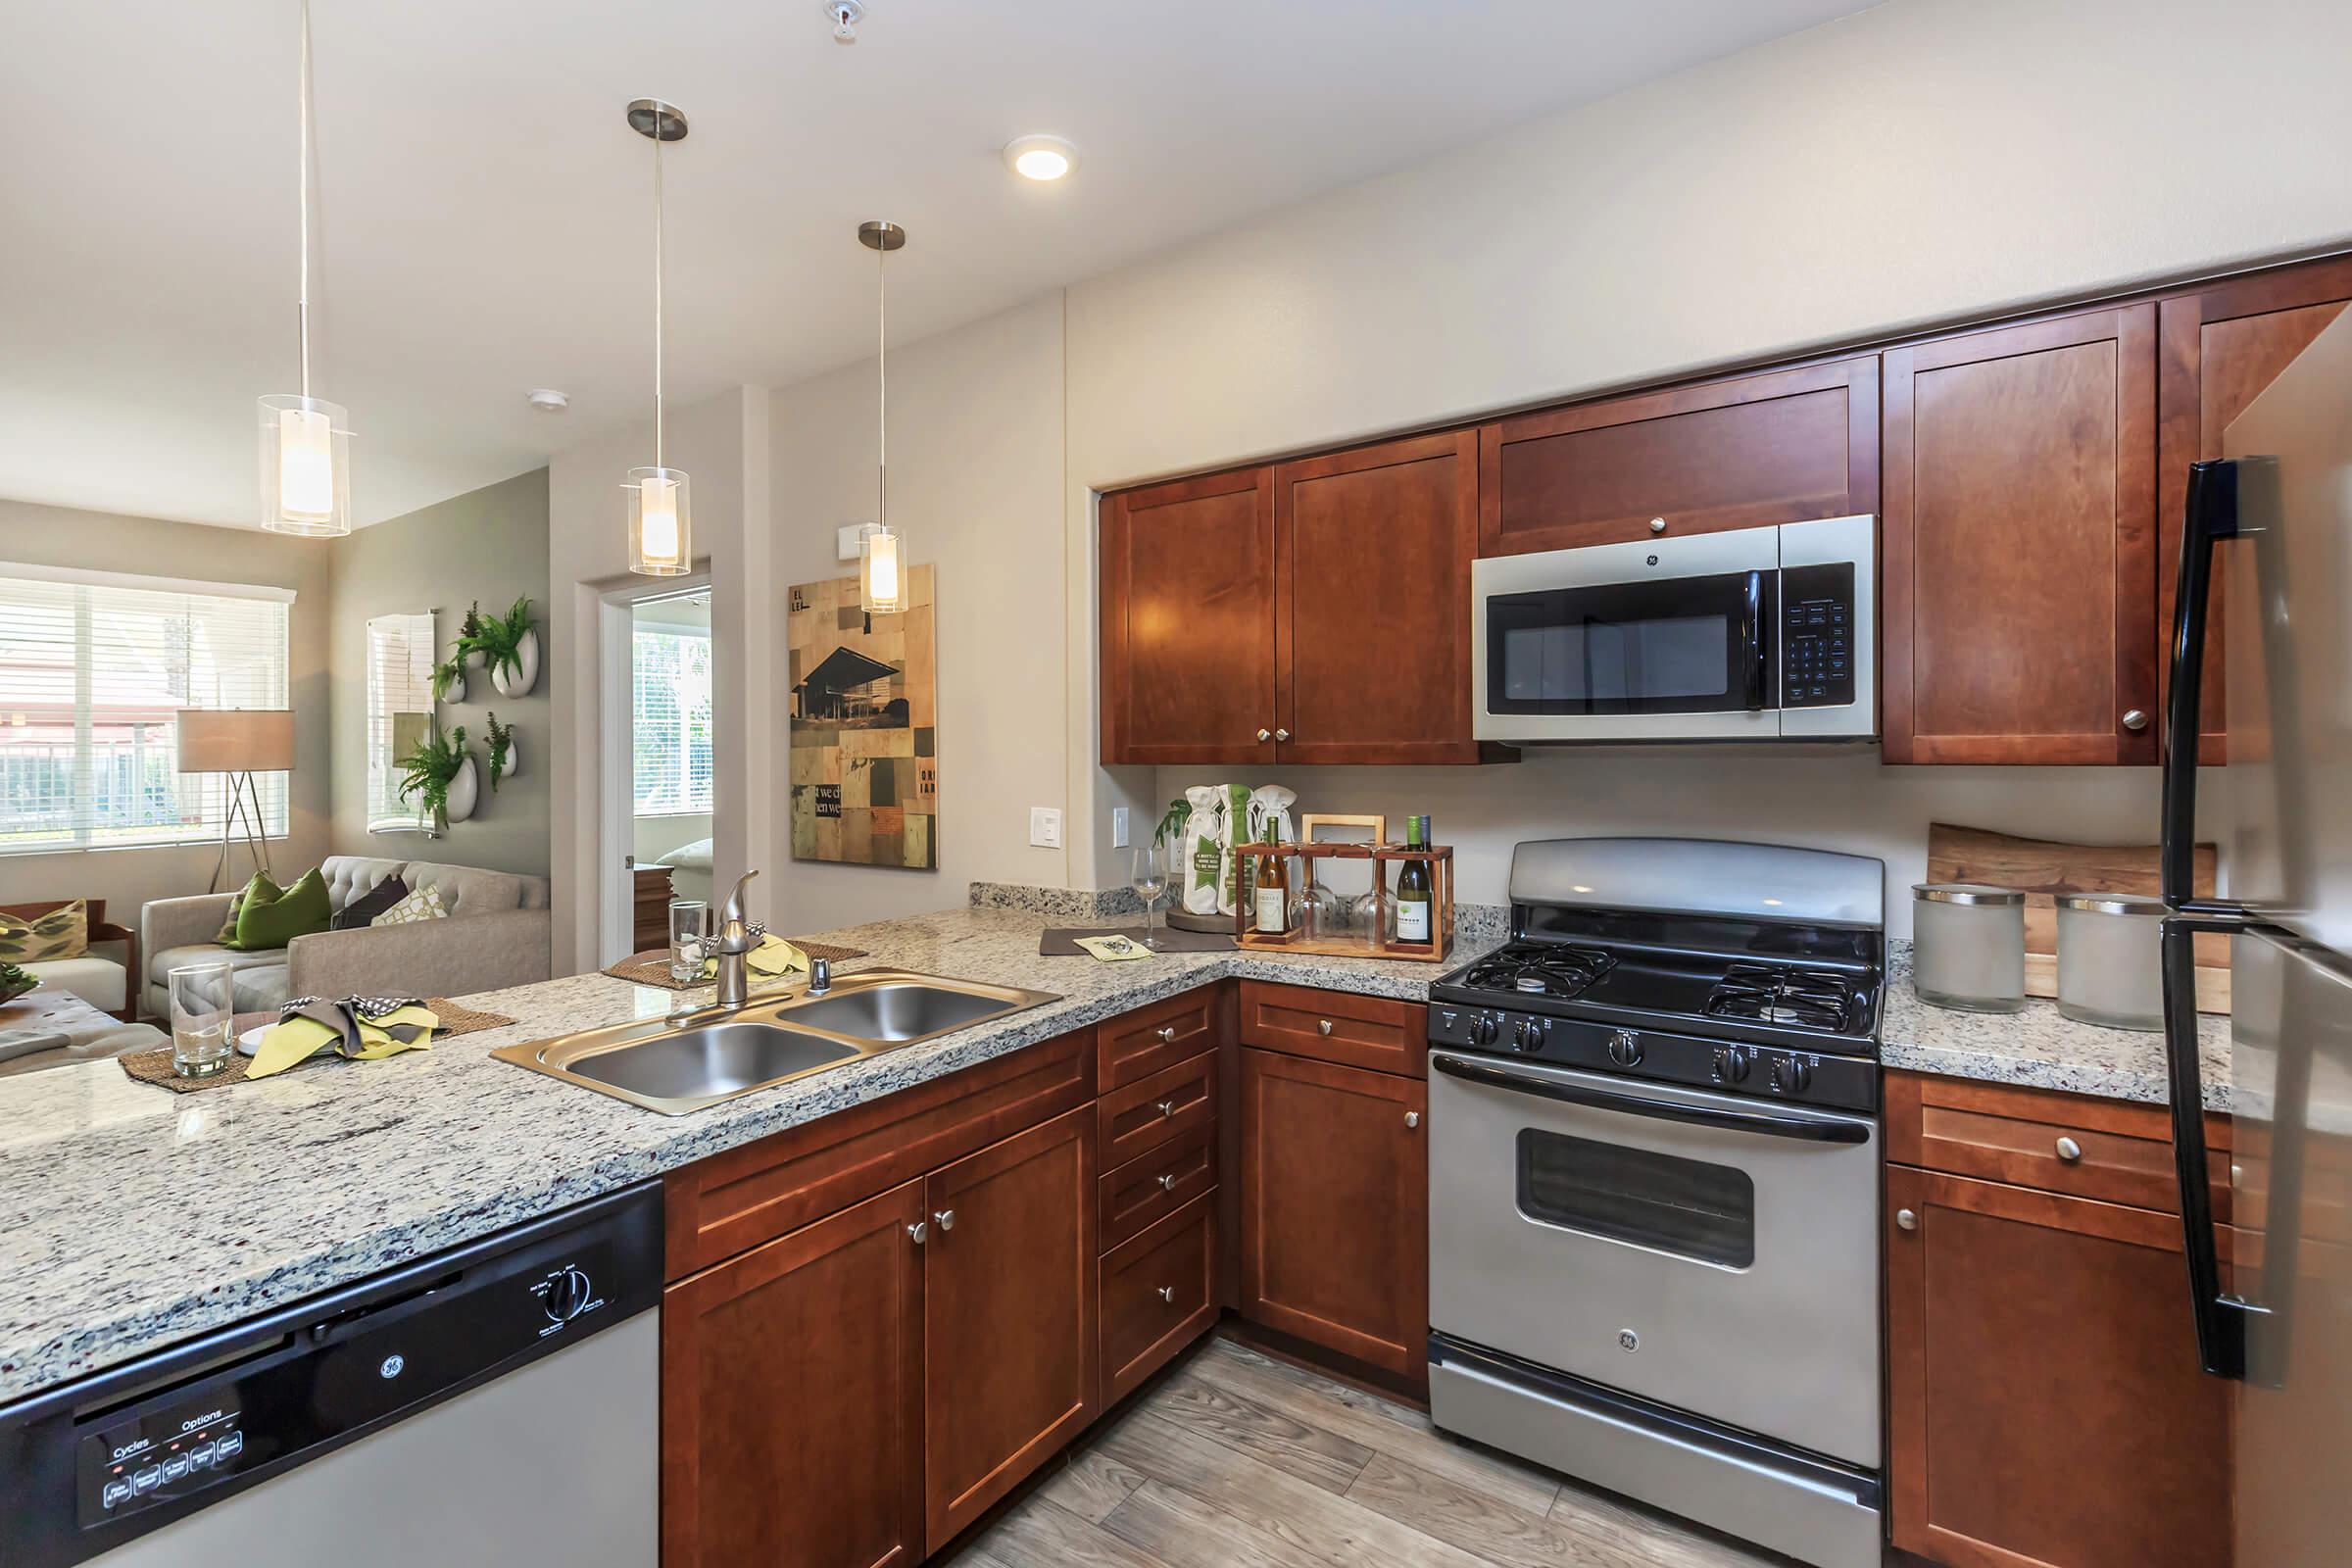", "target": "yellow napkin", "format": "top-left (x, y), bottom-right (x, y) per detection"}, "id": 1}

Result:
top-left (247, 1004), bottom-right (440, 1080)
top-left (699, 934), bottom-right (809, 980)
top-left (1074, 934), bottom-right (1154, 962)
